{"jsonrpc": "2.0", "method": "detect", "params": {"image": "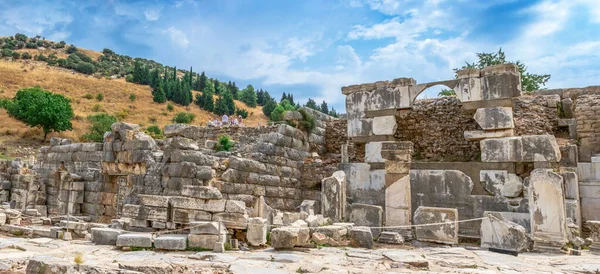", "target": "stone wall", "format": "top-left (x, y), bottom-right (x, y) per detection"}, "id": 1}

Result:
top-left (575, 94), bottom-right (600, 161)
